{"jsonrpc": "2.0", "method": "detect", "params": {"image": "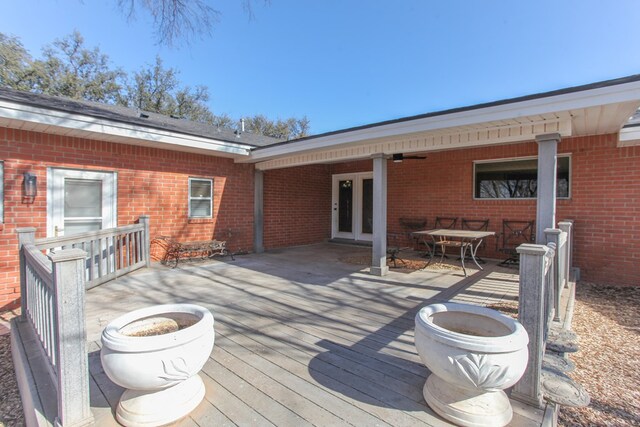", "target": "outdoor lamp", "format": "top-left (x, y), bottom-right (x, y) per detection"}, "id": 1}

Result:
top-left (23, 172), bottom-right (37, 199)
top-left (392, 153), bottom-right (404, 163)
